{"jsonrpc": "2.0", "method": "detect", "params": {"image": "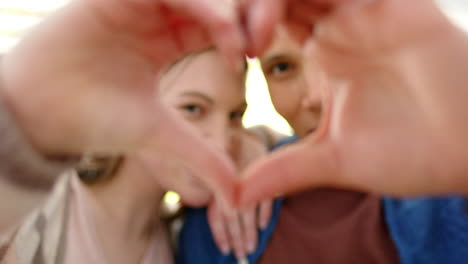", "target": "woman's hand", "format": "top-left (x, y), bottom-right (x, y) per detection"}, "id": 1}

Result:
top-left (1, 0), bottom-right (245, 154)
top-left (0, 0), bottom-right (248, 201)
top-left (240, 0), bottom-right (468, 207)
